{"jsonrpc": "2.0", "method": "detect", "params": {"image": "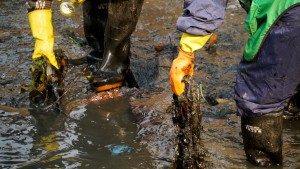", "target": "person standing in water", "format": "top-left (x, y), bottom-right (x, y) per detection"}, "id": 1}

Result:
top-left (170, 0), bottom-right (300, 166)
top-left (27, 0), bottom-right (144, 94)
